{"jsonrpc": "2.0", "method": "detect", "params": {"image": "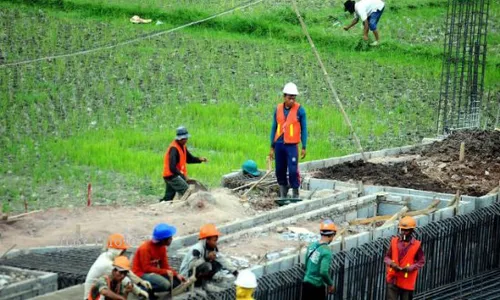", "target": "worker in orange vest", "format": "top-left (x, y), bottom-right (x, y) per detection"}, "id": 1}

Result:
top-left (269, 82), bottom-right (307, 199)
top-left (384, 216), bottom-right (425, 300)
top-left (160, 126), bottom-right (208, 202)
